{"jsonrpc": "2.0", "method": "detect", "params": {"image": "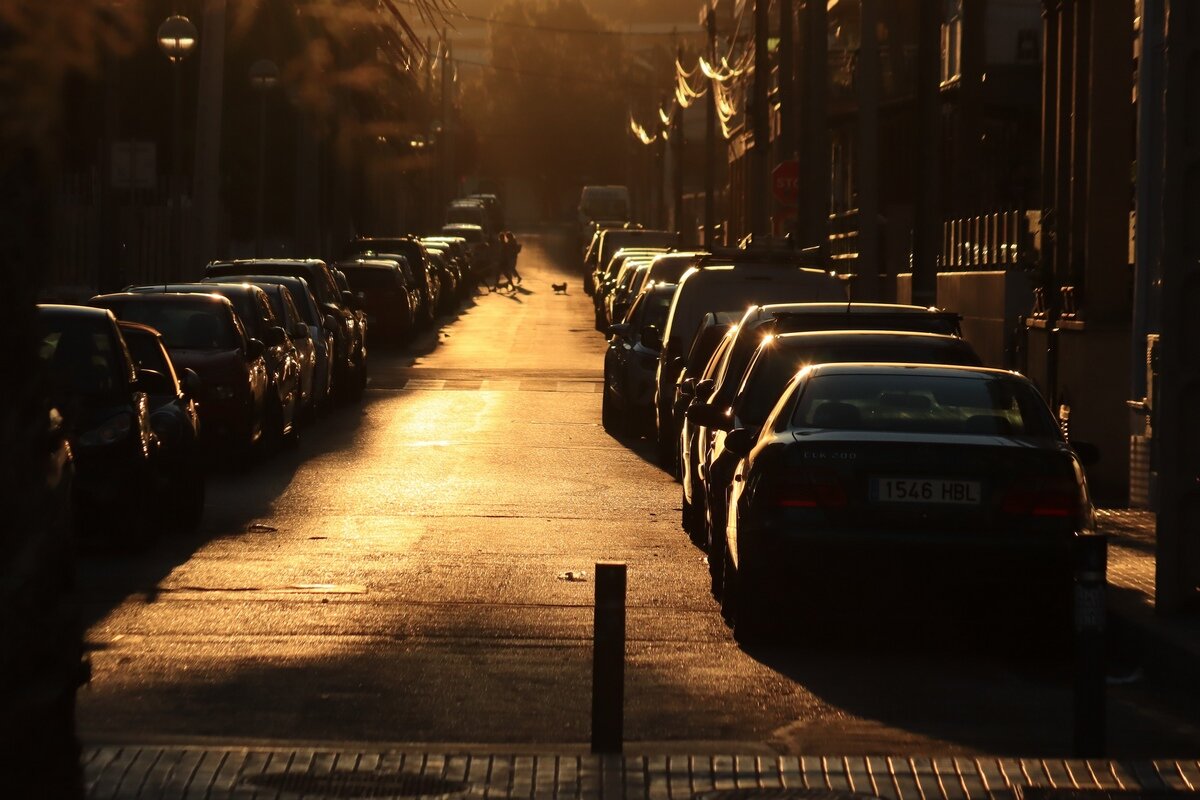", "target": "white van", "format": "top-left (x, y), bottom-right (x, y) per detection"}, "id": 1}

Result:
top-left (652, 262), bottom-right (844, 465)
